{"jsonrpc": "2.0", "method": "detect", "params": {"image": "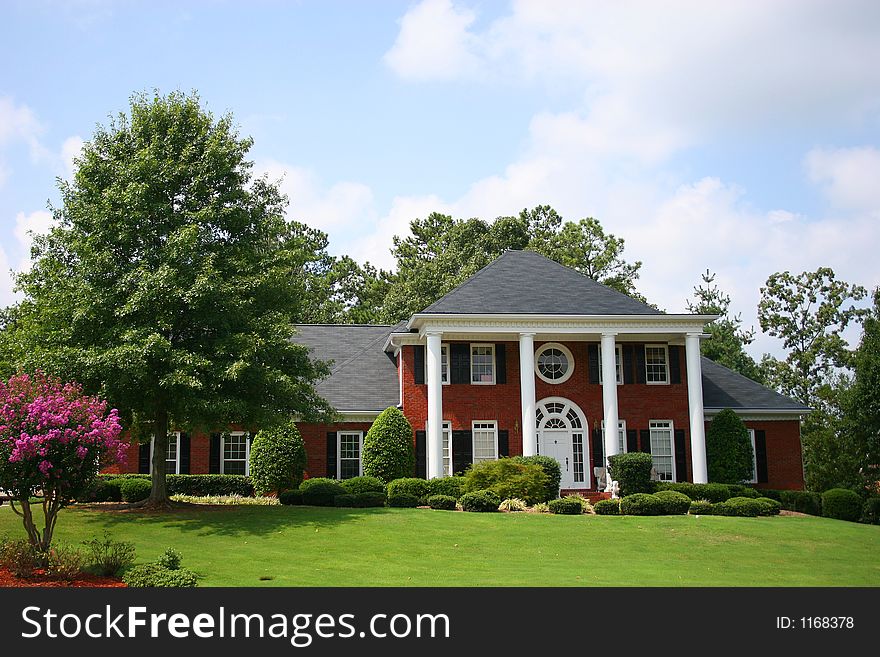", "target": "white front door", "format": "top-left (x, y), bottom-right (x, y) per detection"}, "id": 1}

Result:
top-left (541, 429), bottom-right (573, 489)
